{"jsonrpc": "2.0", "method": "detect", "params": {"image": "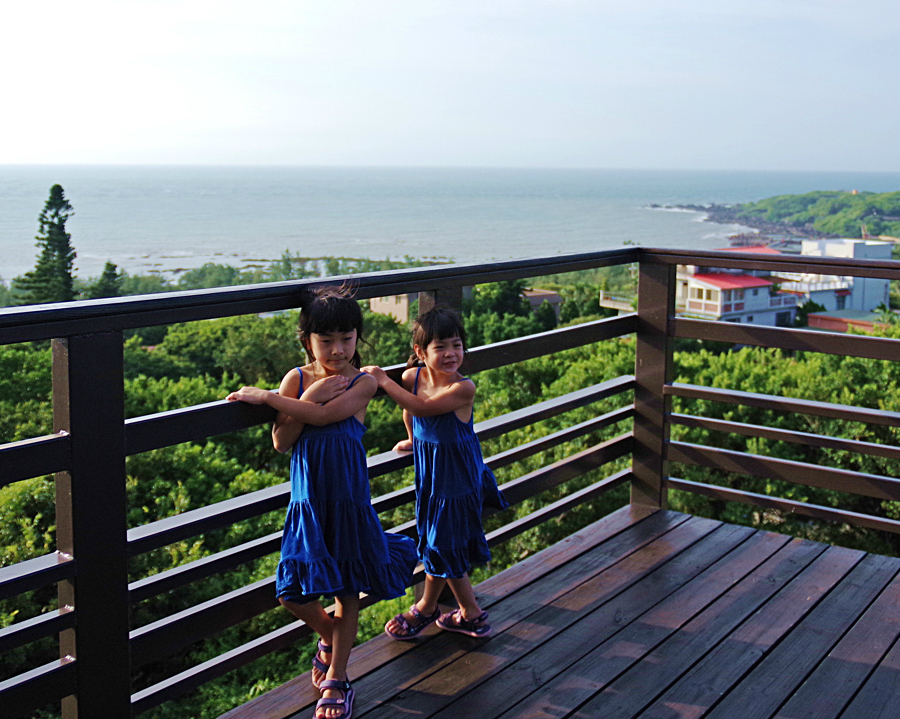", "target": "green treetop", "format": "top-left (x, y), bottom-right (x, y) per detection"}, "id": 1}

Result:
top-left (16, 184), bottom-right (77, 305)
